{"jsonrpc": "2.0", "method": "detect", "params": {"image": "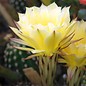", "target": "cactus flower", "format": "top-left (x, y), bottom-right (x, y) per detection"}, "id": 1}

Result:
top-left (10, 3), bottom-right (75, 57)
top-left (58, 21), bottom-right (86, 85)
